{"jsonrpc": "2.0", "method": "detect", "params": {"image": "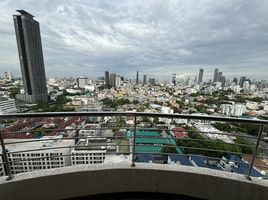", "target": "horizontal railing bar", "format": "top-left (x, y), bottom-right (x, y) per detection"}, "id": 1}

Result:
top-left (2, 128), bottom-right (260, 140)
top-left (134, 152), bottom-right (257, 168)
top-left (6, 144), bottom-right (132, 154)
top-left (3, 136), bottom-right (131, 145)
top-left (177, 137), bottom-right (257, 149)
top-left (1, 112), bottom-right (268, 125)
top-left (4, 137), bottom-right (267, 154)
top-left (3, 151), bottom-right (131, 165)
